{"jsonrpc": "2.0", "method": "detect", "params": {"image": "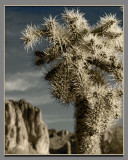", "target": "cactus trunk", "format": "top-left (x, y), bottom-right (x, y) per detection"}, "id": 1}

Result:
top-left (75, 101), bottom-right (101, 154)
